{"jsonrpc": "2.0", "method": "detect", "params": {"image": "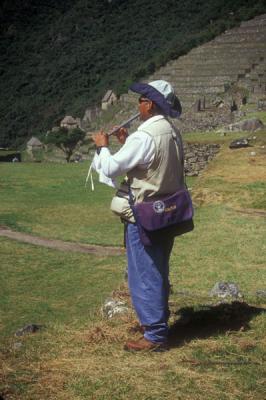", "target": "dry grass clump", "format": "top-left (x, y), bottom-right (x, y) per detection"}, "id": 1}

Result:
top-left (192, 188), bottom-right (225, 206)
top-left (84, 320), bottom-right (131, 345)
top-left (237, 339), bottom-right (257, 351)
top-left (1, 302), bottom-right (265, 400)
